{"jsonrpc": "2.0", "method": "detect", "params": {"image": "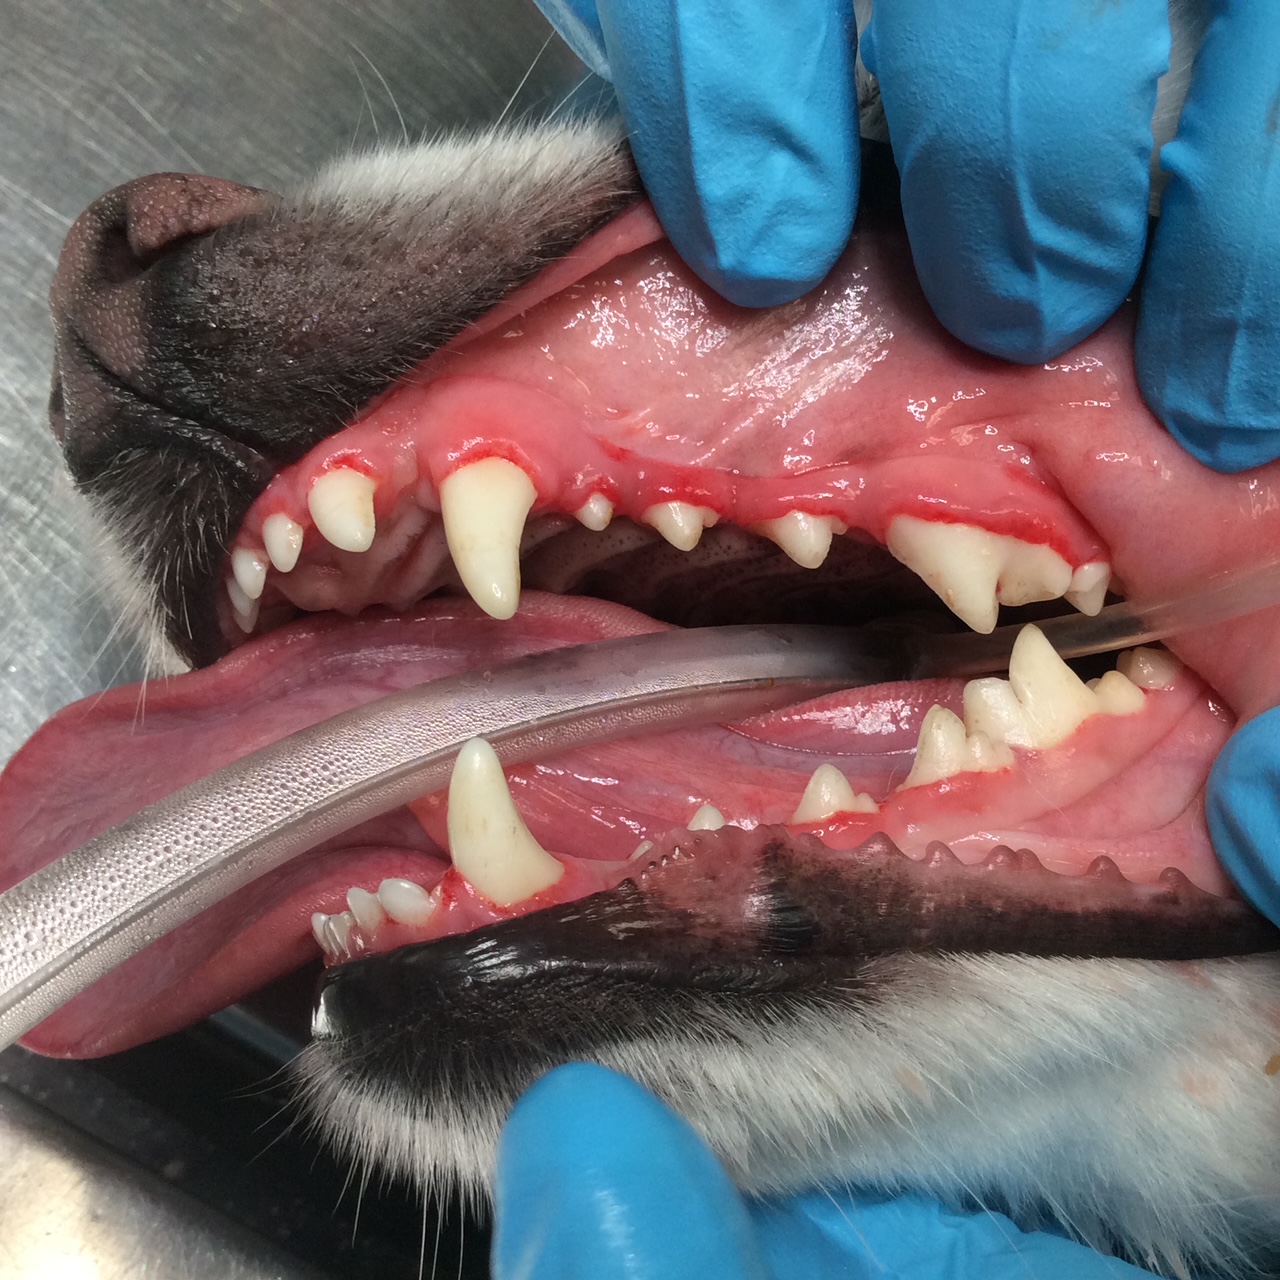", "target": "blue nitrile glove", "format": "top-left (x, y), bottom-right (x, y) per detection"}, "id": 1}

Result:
top-left (1208, 707), bottom-right (1280, 928)
top-left (537, 1), bottom-right (1280, 469)
top-left (492, 1063), bottom-right (1160, 1280)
